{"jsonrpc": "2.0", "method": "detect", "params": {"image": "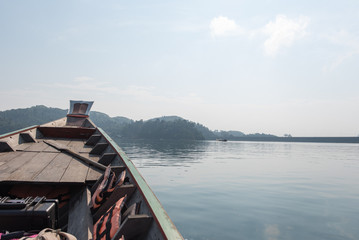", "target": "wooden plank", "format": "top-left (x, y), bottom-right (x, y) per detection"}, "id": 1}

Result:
top-left (98, 153), bottom-right (116, 166)
top-left (42, 144), bottom-right (61, 153)
top-left (0, 125), bottom-right (38, 139)
top-left (9, 152), bottom-right (59, 181)
top-left (53, 139), bottom-right (72, 145)
top-left (86, 165), bottom-right (103, 182)
top-left (33, 153), bottom-right (73, 182)
top-left (38, 127), bottom-right (95, 139)
top-left (0, 152), bottom-right (38, 181)
top-left (68, 187), bottom-right (93, 240)
top-left (66, 139), bottom-right (85, 149)
top-left (44, 140), bottom-right (106, 171)
top-left (23, 141), bottom-right (50, 152)
top-left (66, 117), bottom-right (86, 127)
top-left (0, 151), bottom-right (22, 163)
top-left (83, 154), bottom-right (100, 162)
top-left (0, 152), bottom-right (11, 167)
top-left (13, 142), bottom-right (34, 151)
top-left (75, 153), bottom-right (100, 164)
top-left (89, 143), bottom-right (108, 155)
top-left (115, 214), bottom-right (152, 240)
top-left (60, 157), bottom-right (89, 183)
top-left (67, 139), bottom-right (92, 153)
top-left (85, 134), bottom-right (101, 146)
